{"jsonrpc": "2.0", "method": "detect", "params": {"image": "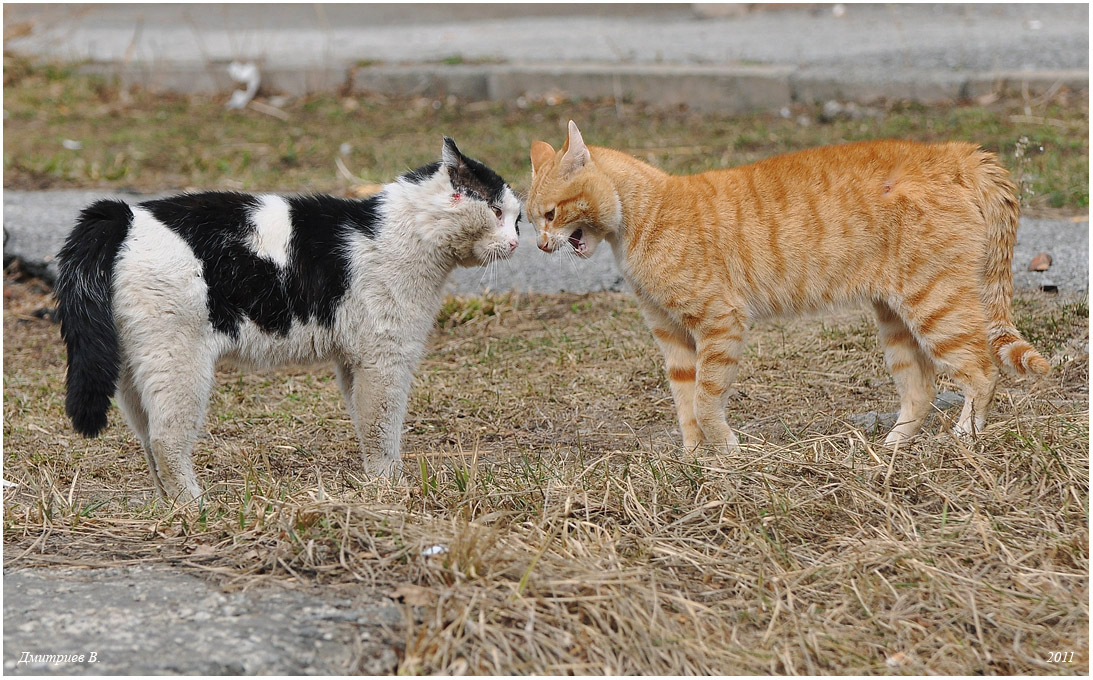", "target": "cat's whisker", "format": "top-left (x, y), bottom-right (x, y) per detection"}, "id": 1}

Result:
top-left (478, 253), bottom-right (497, 287)
top-left (559, 243), bottom-right (584, 276)
top-left (478, 245), bottom-right (510, 289)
